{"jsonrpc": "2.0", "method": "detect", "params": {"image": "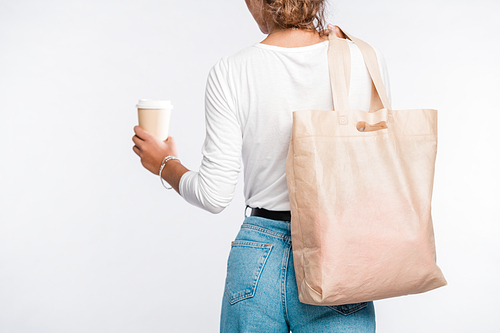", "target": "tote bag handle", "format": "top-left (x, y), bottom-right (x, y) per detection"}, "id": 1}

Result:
top-left (327, 27), bottom-right (392, 122)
